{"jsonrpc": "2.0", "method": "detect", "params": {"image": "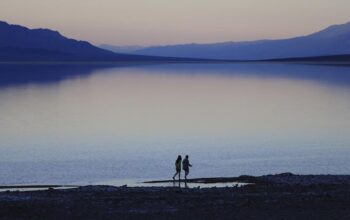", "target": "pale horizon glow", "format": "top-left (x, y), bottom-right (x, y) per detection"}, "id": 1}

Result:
top-left (0, 0), bottom-right (350, 46)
